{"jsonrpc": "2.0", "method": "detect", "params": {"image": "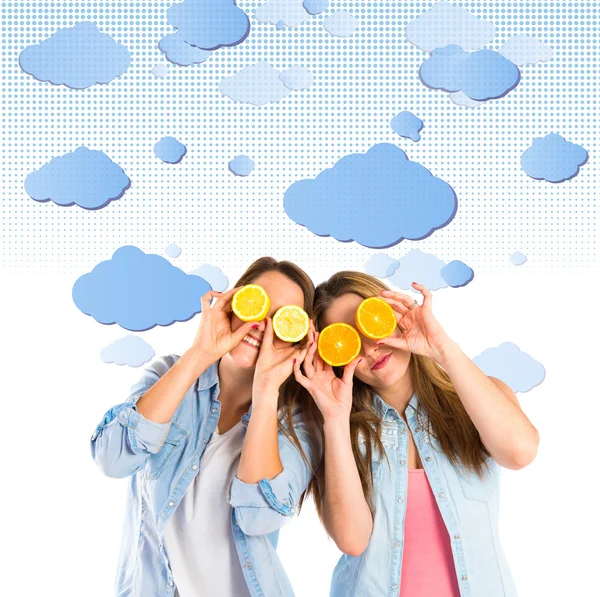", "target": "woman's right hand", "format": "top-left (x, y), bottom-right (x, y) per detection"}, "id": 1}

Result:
top-left (191, 287), bottom-right (260, 365)
top-left (293, 321), bottom-right (361, 424)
